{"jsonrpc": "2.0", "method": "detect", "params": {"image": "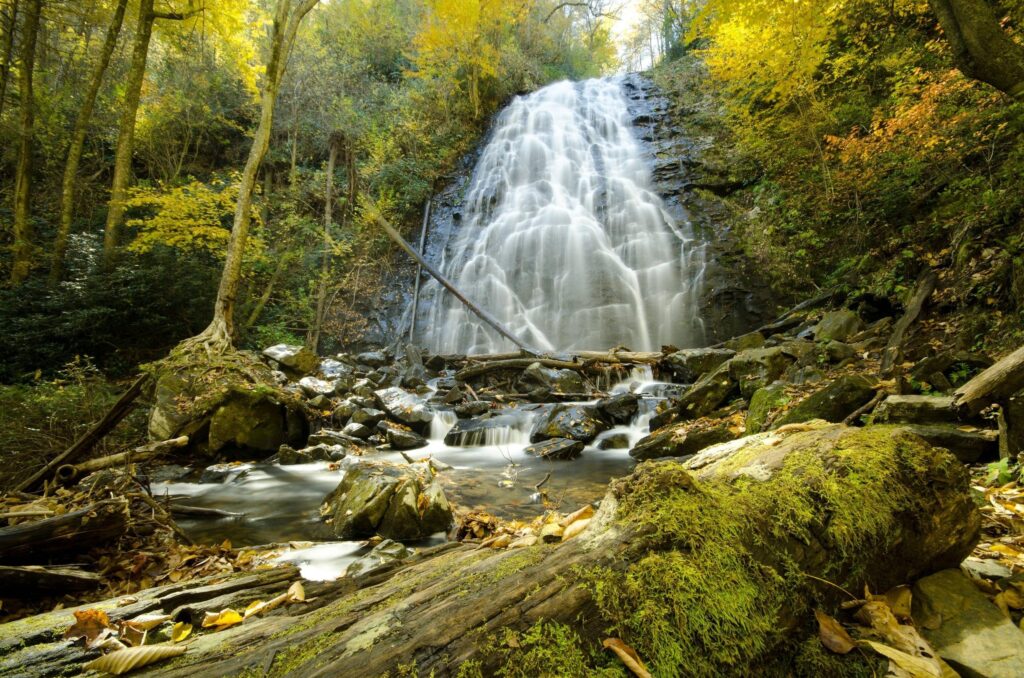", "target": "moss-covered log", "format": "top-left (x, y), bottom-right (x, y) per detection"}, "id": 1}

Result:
top-left (2, 424), bottom-right (979, 677)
